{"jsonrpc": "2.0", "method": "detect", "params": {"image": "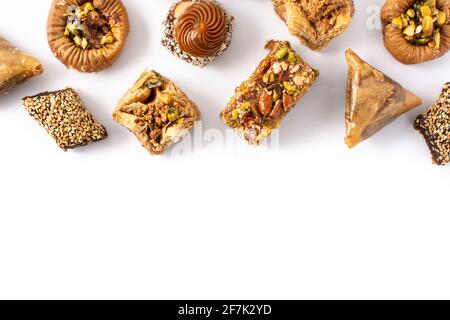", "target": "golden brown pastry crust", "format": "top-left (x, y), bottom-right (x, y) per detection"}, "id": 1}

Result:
top-left (345, 49), bottom-right (422, 148)
top-left (0, 36), bottom-right (43, 95)
top-left (272, 0), bottom-right (355, 51)
top-left (47, 0), bottom-right (129, 73)
top-left (113, 70), bottom-right (201, 155)
top-left (381, 0), bottom-right (450, 64)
